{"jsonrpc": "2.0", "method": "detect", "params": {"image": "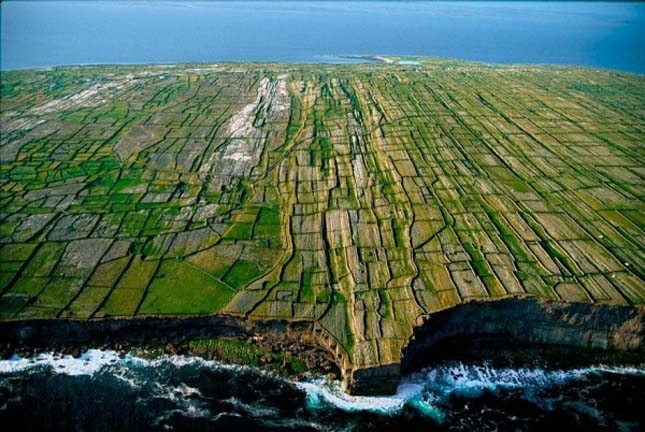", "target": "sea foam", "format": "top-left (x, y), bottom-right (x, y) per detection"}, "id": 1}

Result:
top-left (1, 350), bottom-right (643, 419)
top-left (0, 349), bottom-right (121, 376)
